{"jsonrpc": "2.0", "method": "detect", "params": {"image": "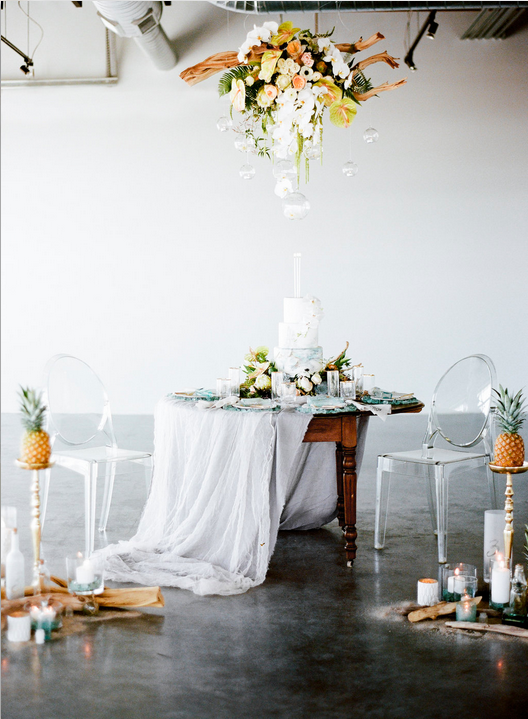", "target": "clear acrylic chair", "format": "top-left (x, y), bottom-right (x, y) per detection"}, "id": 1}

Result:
top-left (41, 354), bottom-right (153, 556)
top-left (374, 354), bottom-right (497, 563)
